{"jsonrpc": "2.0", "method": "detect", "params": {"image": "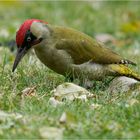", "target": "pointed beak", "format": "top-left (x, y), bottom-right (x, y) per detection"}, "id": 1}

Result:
top-left (12, 47), bottom-right (28, 72)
